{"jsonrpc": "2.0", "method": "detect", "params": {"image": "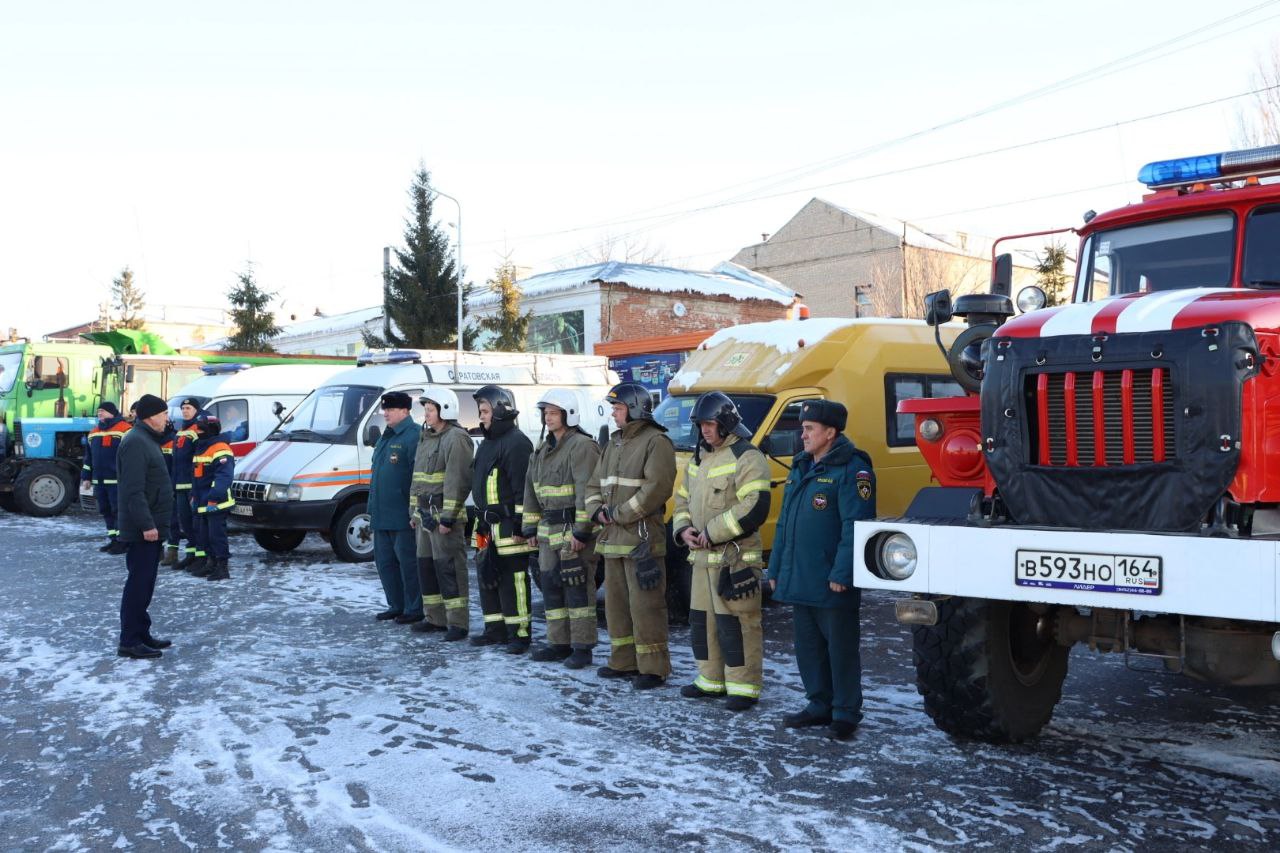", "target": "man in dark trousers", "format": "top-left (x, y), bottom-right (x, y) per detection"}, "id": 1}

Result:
top-left (115, 394), bottom-right (176, 659)
top-left (370, 391), bottom-right (424, 624)
top-left (82, 401), bottom-right (131, 554)
top-left (766, 400), bottom-right (875, 741)
top-left (470, 385), bottom-right (535, 653)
